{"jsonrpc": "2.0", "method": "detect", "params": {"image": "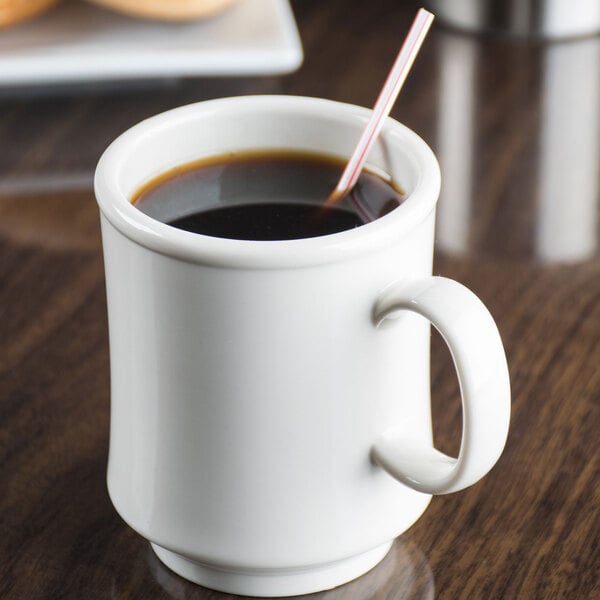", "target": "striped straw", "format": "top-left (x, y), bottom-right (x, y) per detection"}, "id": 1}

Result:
top-left (327, 8), bottom-right (434, 204)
